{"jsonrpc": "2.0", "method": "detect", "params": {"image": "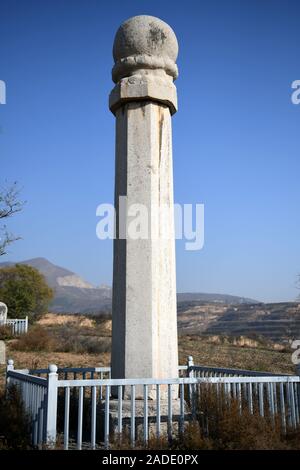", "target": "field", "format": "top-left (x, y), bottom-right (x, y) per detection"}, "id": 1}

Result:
top-left (0, 313), bottom-right (295, 392)
top-left (0, 313), bottom-right (299, 450)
